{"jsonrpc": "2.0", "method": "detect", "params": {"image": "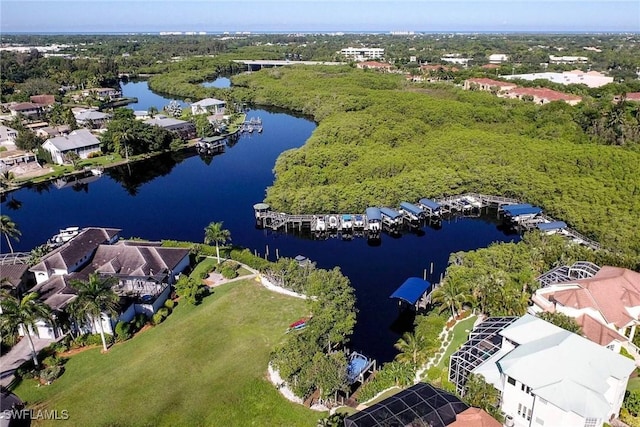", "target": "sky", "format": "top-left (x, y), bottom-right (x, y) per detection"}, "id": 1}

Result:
top-left (1, 0), bottom-right (639, 33)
